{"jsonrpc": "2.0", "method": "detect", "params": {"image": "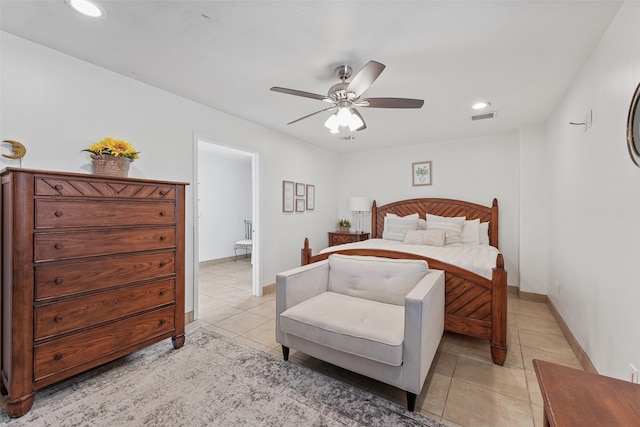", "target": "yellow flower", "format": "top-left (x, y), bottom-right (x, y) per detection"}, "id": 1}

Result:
top-left (83, 137), bottom-right (140, 160)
